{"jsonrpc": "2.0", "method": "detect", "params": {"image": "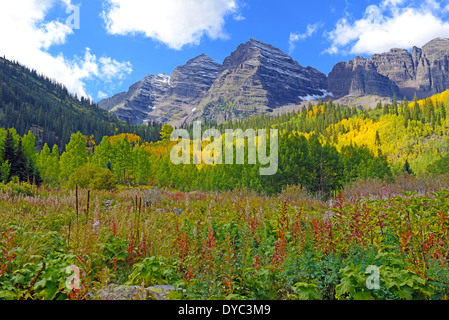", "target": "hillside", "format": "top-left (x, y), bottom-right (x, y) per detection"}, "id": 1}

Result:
top-left (0, 57), bottom-right (162, 151)
top-left (98, 38), bottom-right (329, 126)
top-left (215, 90), bottom-right (449, 178)
top-left (329, 38), bottom-right (449, 100)
top-left (99, 37), bottom-right (449, 126)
